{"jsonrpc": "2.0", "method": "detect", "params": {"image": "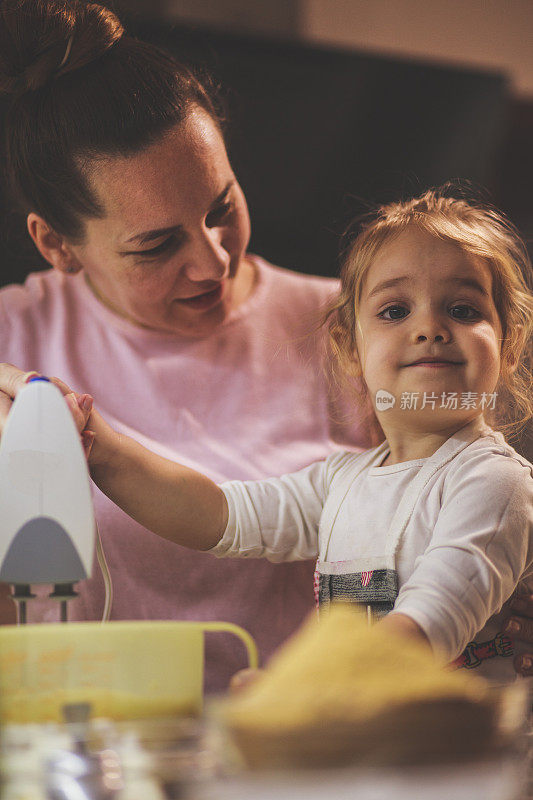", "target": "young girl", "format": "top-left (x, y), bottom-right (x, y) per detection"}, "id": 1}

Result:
top-left (29, 190), bottom-right (533, 682)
